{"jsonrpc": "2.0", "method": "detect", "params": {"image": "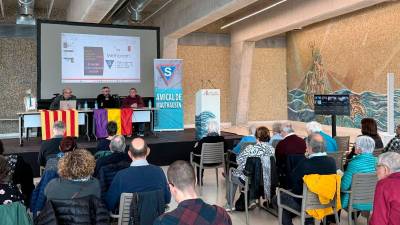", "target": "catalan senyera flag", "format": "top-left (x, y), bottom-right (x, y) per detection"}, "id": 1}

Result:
top-left (93, 108), bottom-right (134, 138)
top-left (40, 109), bottom-right (78, 140)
